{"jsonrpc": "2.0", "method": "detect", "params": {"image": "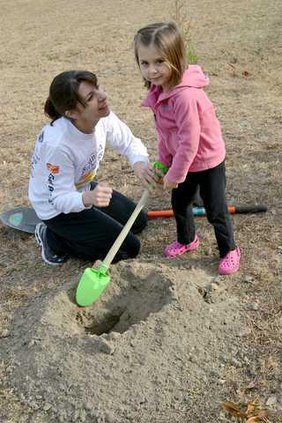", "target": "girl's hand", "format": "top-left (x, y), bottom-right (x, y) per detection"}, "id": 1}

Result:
top-left (133, 161), bottom-right (157, 187)
top-left (82, 182), bottom-right (113, 207)
top-left (163, 175), bottom-right (178, 190)
top-left (152, 161), bottom-right (169, 185)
